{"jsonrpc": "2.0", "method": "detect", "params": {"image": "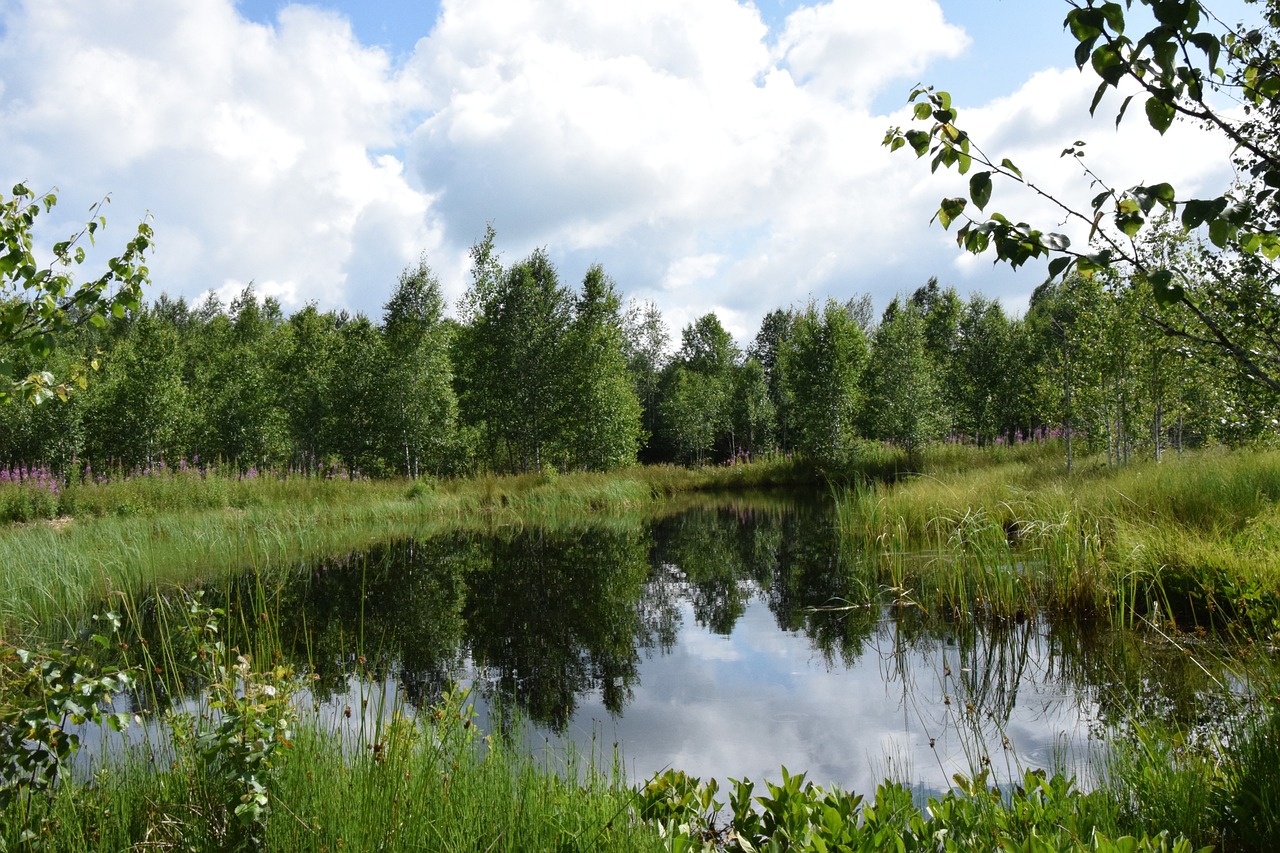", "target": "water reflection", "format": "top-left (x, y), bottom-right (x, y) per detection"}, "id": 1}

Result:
top-left (113, 498), bottom-right (1250, 793)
